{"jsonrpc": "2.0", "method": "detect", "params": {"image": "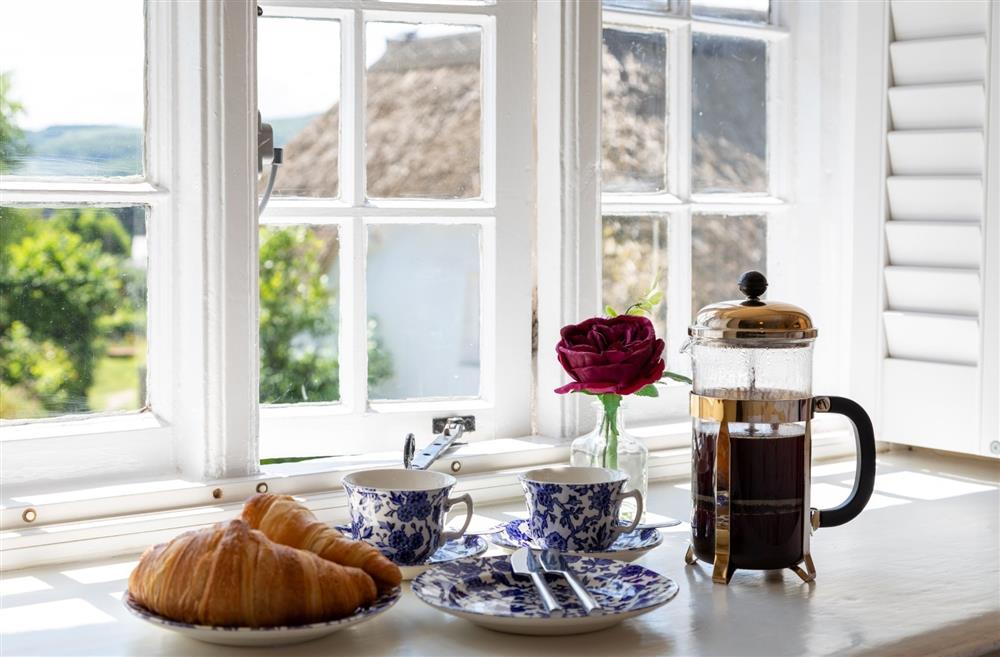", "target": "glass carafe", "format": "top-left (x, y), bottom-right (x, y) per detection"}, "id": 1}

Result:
top-left (684, 271), bottom-right (876, 584)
